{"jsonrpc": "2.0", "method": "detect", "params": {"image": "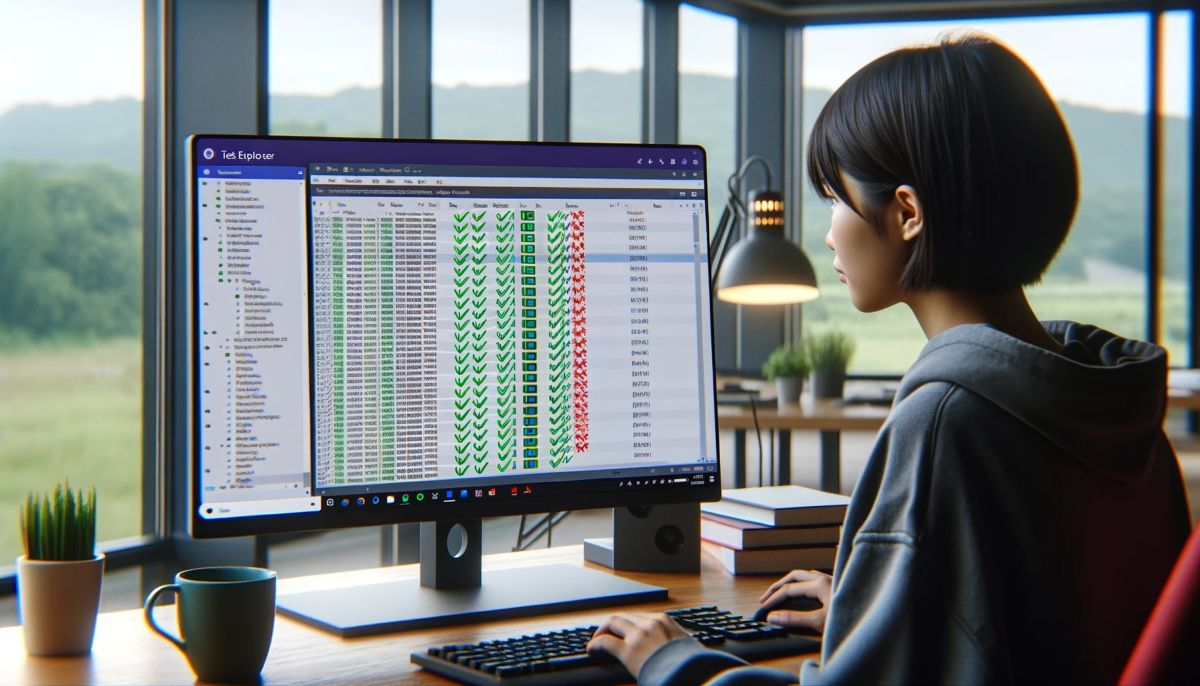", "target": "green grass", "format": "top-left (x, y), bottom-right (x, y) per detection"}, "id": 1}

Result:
top-left (804, 280), bottom-right (1190, 373)
top-left (0, 339), bottom-right (141, 562)
top-left (0, 286), bottom-right (1188, 564)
